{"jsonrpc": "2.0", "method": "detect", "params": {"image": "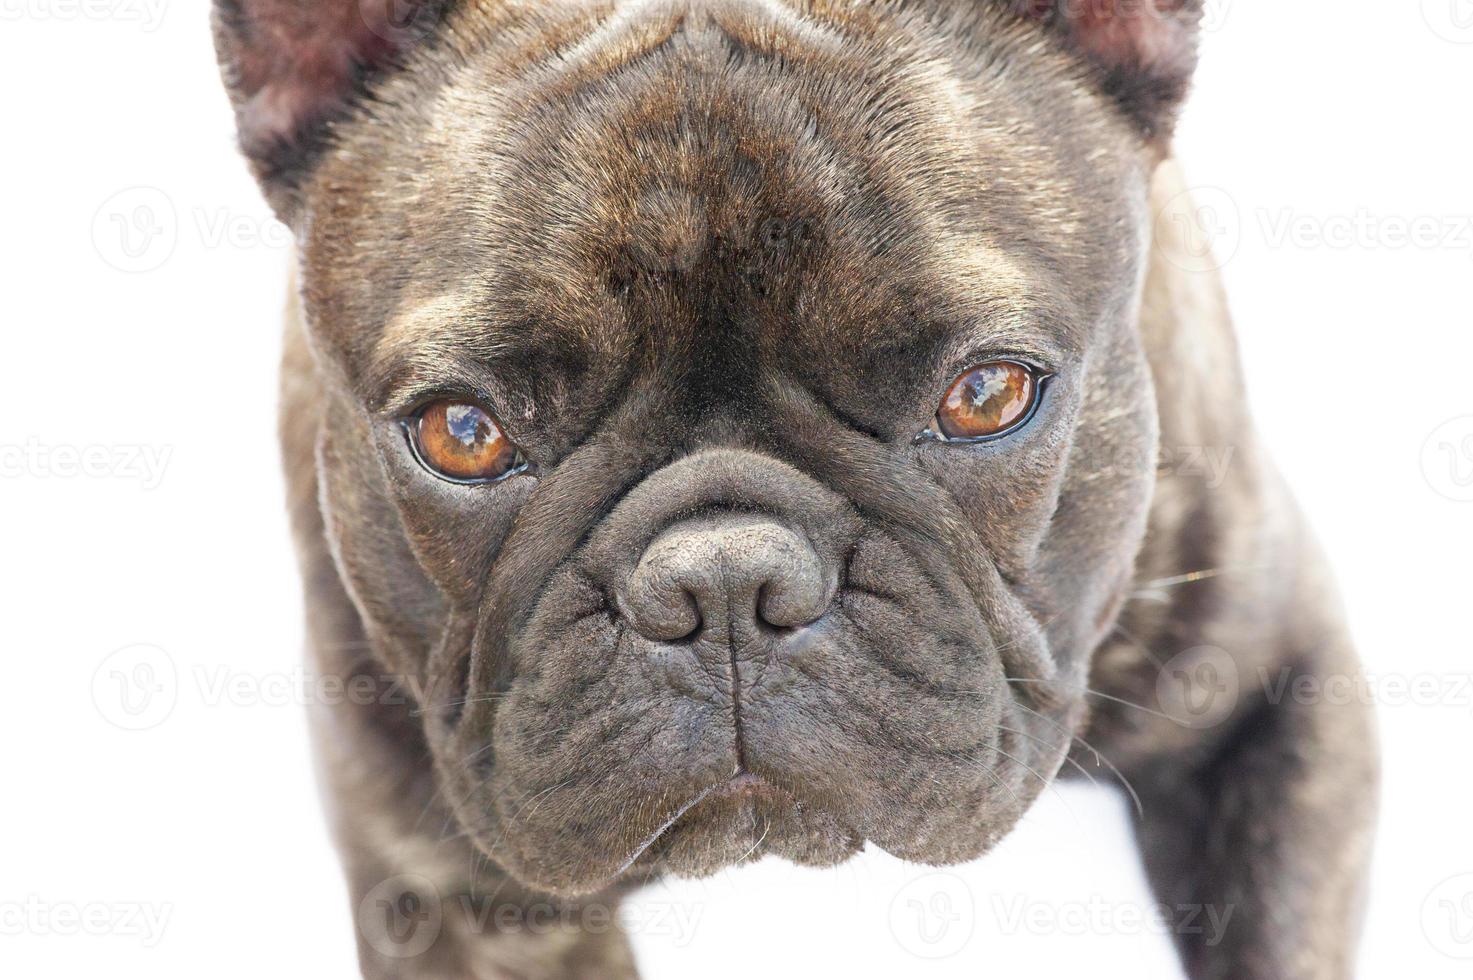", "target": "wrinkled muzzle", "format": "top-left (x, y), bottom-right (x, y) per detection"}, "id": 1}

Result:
top-left (434, 449), bottom-right (1061, 894)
